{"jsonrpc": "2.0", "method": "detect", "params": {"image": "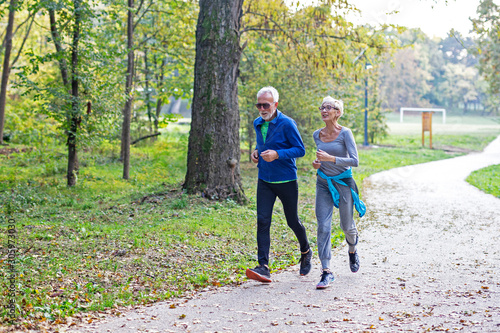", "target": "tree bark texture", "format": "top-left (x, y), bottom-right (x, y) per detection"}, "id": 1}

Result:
top-left (121, 0), bottom-right (134, 179)
top-left (0, 0), bottom-right (18, 145)
top-left (67, 0), bottom-right (82, 186)
top-left (184, 0), bottom-right (246, 202)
